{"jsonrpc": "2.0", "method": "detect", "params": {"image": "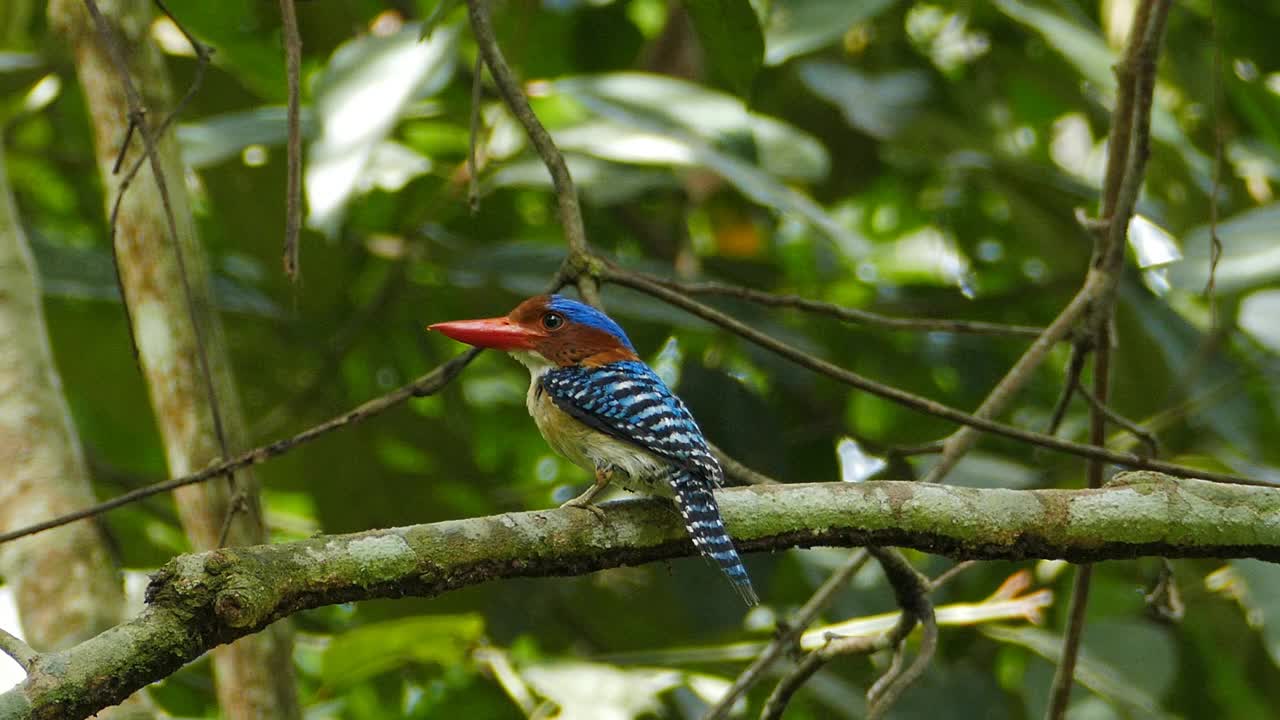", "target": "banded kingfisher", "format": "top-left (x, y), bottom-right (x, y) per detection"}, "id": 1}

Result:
top-left (430, 295), bottom-right (759, 605)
